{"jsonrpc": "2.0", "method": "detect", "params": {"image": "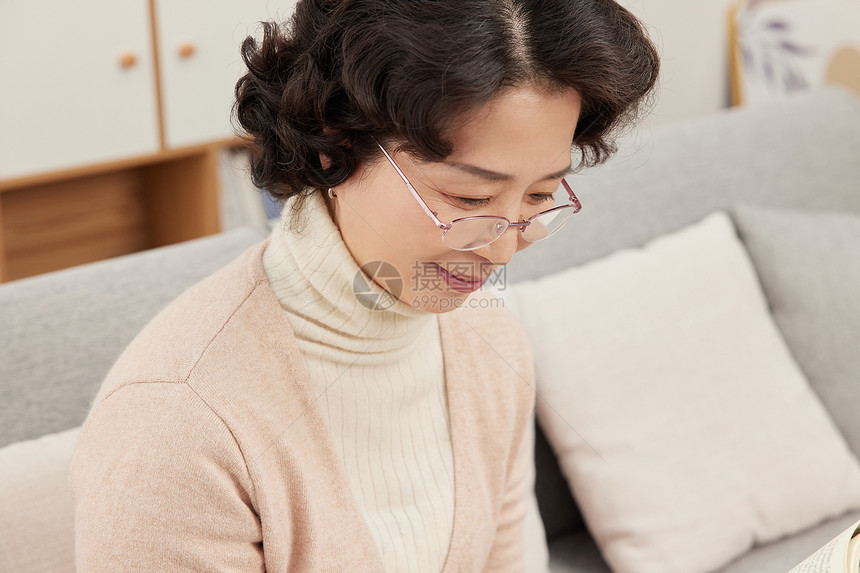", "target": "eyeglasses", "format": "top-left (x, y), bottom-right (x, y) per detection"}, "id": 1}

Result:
top-left (375, 141), bottom-right (582, 252)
